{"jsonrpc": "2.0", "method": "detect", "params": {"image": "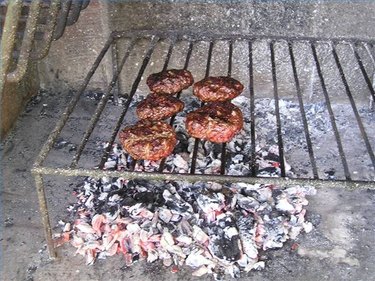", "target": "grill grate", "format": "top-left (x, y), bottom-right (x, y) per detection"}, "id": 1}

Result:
top-left (31, 31), bottom-right (375, 257)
